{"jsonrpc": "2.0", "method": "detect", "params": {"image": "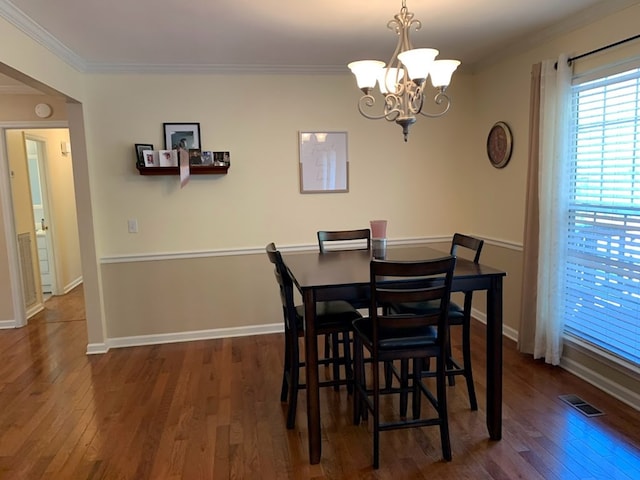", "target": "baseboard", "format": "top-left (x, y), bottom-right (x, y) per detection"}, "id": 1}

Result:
top-left (26, 303), bottom-right (44, 319)
top-left (0, 320), bottom-right (17, 329)
top-left (561, 356), bottom-right (640, 411)
top-left (470, 308), bottom-right (518, 342)
top-left (97, 323), bottom-right (284, 353)
top-left (63, 276), bottom-right (83, 294)
top-left (86, 343), bottom-right (109, 355)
